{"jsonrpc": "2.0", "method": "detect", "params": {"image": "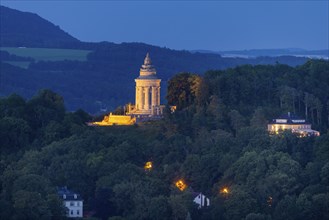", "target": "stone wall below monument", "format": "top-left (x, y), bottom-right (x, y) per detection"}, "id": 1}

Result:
top-left (92, 113), bottom-right (136, 126)
top-left (127, 104), bottom-right (165, 116)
